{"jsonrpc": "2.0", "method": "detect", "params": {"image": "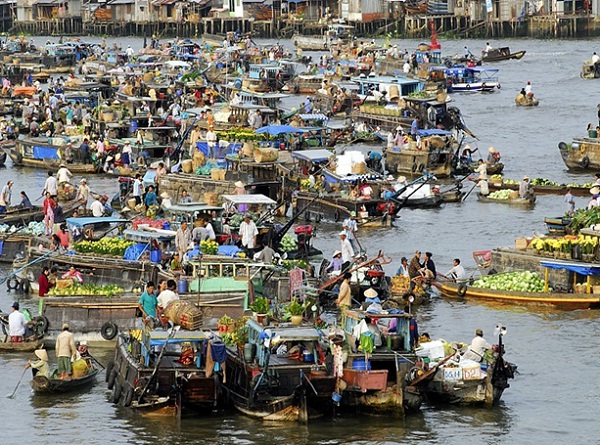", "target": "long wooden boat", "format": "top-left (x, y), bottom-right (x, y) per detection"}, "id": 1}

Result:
top-left (544, 216), bottom-right (572, 234)
top-left (438, 281), bottom-right (600, 310)
top-left (0, 199), bottom-right (79, 226)
top-left (225, 319), bottom-right (336, 422)
top-left (477, 193), bottom-right (535, 206)
top-left (488, 182), bottom-right (591, 197)
top-left (7, 137), bottom-right (100, 173)
top-left (482, 47), bottom-right (526, 62)
top-left (31, 365), bottom-right (99, 394)
top-left (558, 138), bottom-right (600, 171)
top-left (0, 339), bottom-right (43, 352)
